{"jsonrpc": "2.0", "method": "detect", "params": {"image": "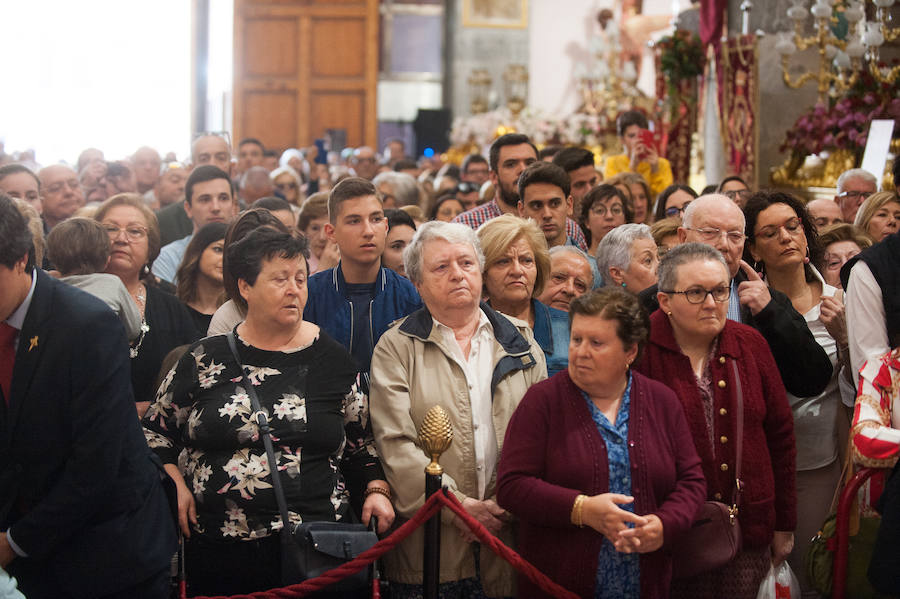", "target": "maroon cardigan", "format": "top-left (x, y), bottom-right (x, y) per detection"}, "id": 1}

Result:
top-left (497, 369), bottom-right (706, 599)
top-left (634, 309), bottom-right (797, 549)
